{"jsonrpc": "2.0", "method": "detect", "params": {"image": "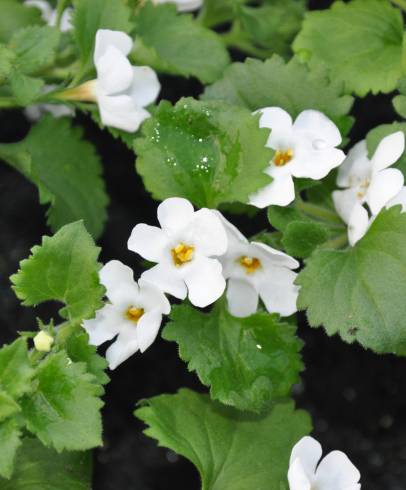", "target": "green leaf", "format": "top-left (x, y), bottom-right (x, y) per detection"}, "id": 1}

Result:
top-left (0, 339), bottom-right (34, 400)
top-left (0, 438), bottom-right (92, 489)
top-left (202, 55), bottom-right (354, 137)
top-left (21, 351), bottom-right (103, 451)
top-left (393, 78), bottom-right (406, 118)
top-left (238, 0), bottom-right (305, 57)
top-left (0, 392), bottom-right (20, 423)
top-left (0, 115), bottom-right (108, 237)
top-left (282, 221), bottom-right (329, 259)
top-left (0, 418), bottom-right (21, 479)
top-left (197, 0), bottom-right (236, 28)
top-left (132, 3), bottom-right (230, 84)
top-left (366, 122), bottom-right (406, 175)
top-left (293, 0), bottom-right (404, 96)
top-left (9, 26), bottom-right (60, 75)
top-left (11, 221), bottom-right (104, 323)
top-left (297, 207), bottom-right (406, 355)
top-left (268, 205), bottom-right (308, 232)
top-left (9, 72), bottom-right (44, 105)
top-left (136, 389), bottom-right (311, 490)
top-left (0, 45), bottom-right (15, 83)
top-left (0, 0), bottom-right (43, 44)
top-left (163, 304), bottom-right (303, 413)
top-left (64, 330), bottom-right (109, 387)
top-left (135, 98), bottom-right (272, 208)
top-left (72, 0), bottom-right (132, 73)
